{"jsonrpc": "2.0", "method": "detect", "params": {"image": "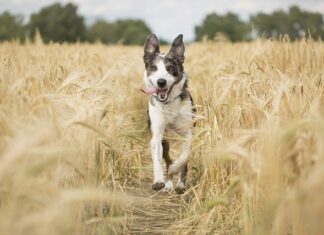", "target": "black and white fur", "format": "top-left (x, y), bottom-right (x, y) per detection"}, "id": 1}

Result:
top-left (143, 34), bottom-right (195, 194)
